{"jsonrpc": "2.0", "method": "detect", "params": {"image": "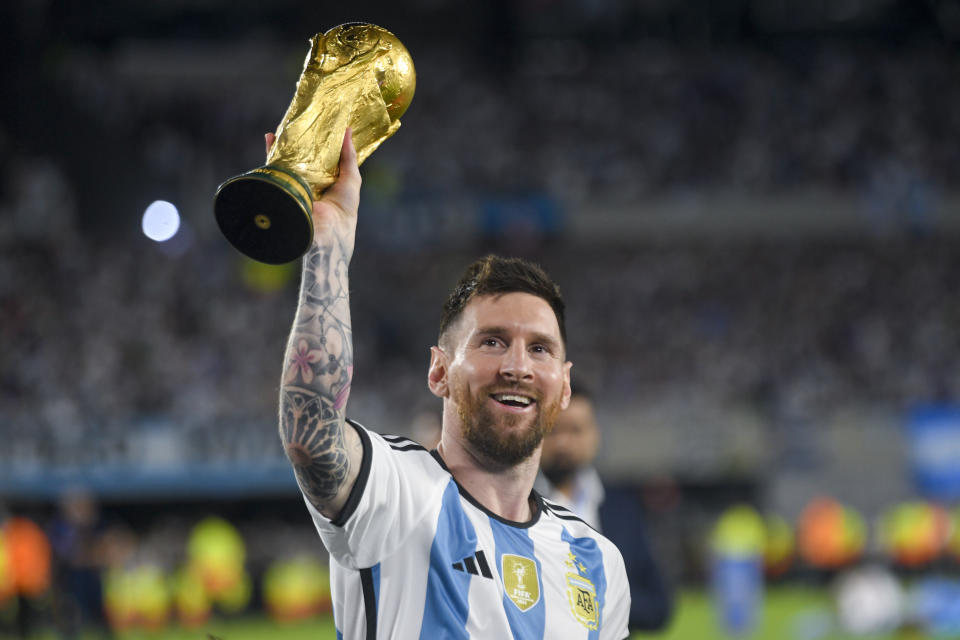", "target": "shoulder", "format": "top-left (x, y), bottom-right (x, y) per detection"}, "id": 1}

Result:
top-left (323, 420), bottom-right (451, 529)
top-left (540, 496), bottom-right (596, 530)
top-left (376, 432), bottom-right (431, 453)
top-left (350, 420), bottom-right (449, 481)
top-left (349, 419), bottom-right (427, 453)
